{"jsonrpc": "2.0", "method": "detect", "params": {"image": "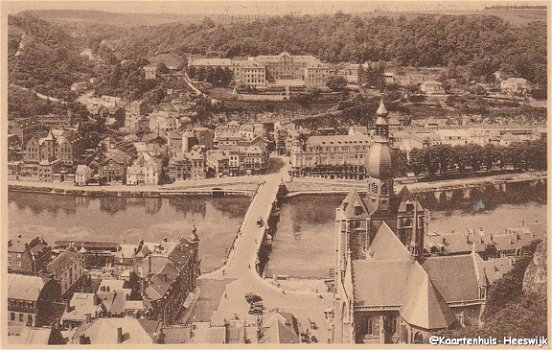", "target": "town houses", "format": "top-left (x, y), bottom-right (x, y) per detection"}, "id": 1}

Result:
top-left (6, 229), bottom-right (202, 344)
